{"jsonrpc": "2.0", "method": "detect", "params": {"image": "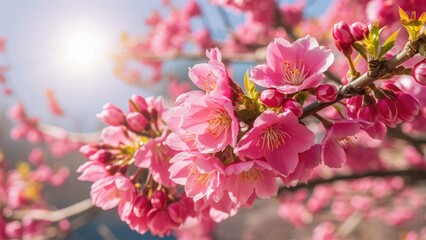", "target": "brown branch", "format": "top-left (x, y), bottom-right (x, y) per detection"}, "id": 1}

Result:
top-left (301, 35), bottom-right (426, 119)
top-left (387, 126), bottom-right (426, 156)
top-left (12, 198), bottom-right (96, 222)
top-left (38, 122), bottom-right (101, 143)
top-left (280, 169), bottom-right (426, 193)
